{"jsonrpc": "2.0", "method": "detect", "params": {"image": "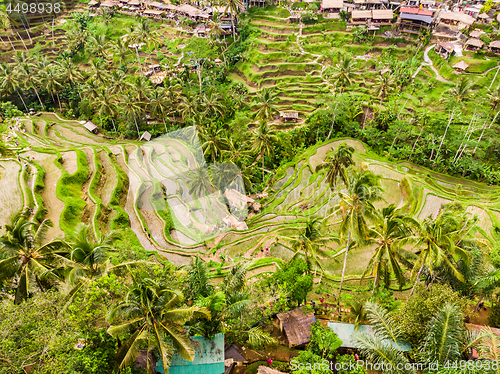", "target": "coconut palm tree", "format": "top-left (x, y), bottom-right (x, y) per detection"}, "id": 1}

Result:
top-left (131, 17), bottom-right (159, 68)
top-left (148, 88), bottom-right (170, 133)
top-left (409, 212), bottom-right (471, 296)
top-left (0, 62), bottom-right (28, 112)
top-left (445, 78), bottom-right (471, 106)
top-left (119, 90), bottom-right (144, 138)
top-left (331, 56), bottom-right (357, 92)
top-left (130, 75), bottom-right (152, 102)
top-left (112, 38), bottom-right (131, 69)
top-left (107, 278), bottom-right (210, 373)
top-left (95, 87), bottom-right (118, 131)
top-left (88, 58), bottom-right (110, 87)
top-left (251, 121), bottom-right (278, 184)
top-left (187, 166), bottom-right (213, 199)
top-left (179, 91), bottom-right (201, 124)
top-left (63, 224), bottom-right (120, 307)
top-left (316, 142), bottom-right (355, 217)
top-left (87, 33), bottom-right (110, 59)
top-left (15, 59), bottom-right (44, 108)
top-left (335, 169), bottom-right (383, 303)
top-left (199, 125), bottom-right (227, 163)
top-left (488, 85), bottom-right (500, 110)
top-left (287, 216), bottom-right (338, 275)
top-left (201, 86), bottom-right (225, 119)
top-left (222, 136), bottom-right (251, 166)
top-left (56, 57), bottom-right (83, 89)
top-left (39, 64), bottom-right (63, 111)
top-left (108, 69), bottom-right (128, 95)
top-left (373, 72), bottom-right (394, 110)
top-left (224, 0), bottom-right (243, 41)
top-left (253, 88), bottom-right (278, 121)
top-left (363, 204), bottom-right (417, 292)
top-left (0, 215), bottom-right (69, 304)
